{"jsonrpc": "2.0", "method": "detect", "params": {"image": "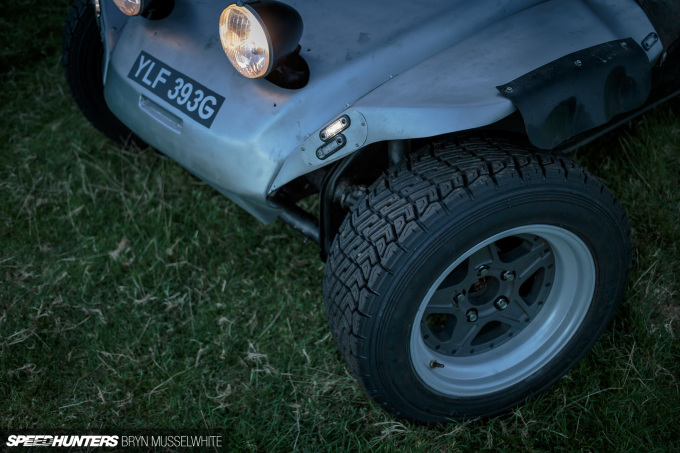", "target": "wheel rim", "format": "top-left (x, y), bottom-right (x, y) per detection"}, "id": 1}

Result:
top-left (410, 225), bottom-right (595, 397)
